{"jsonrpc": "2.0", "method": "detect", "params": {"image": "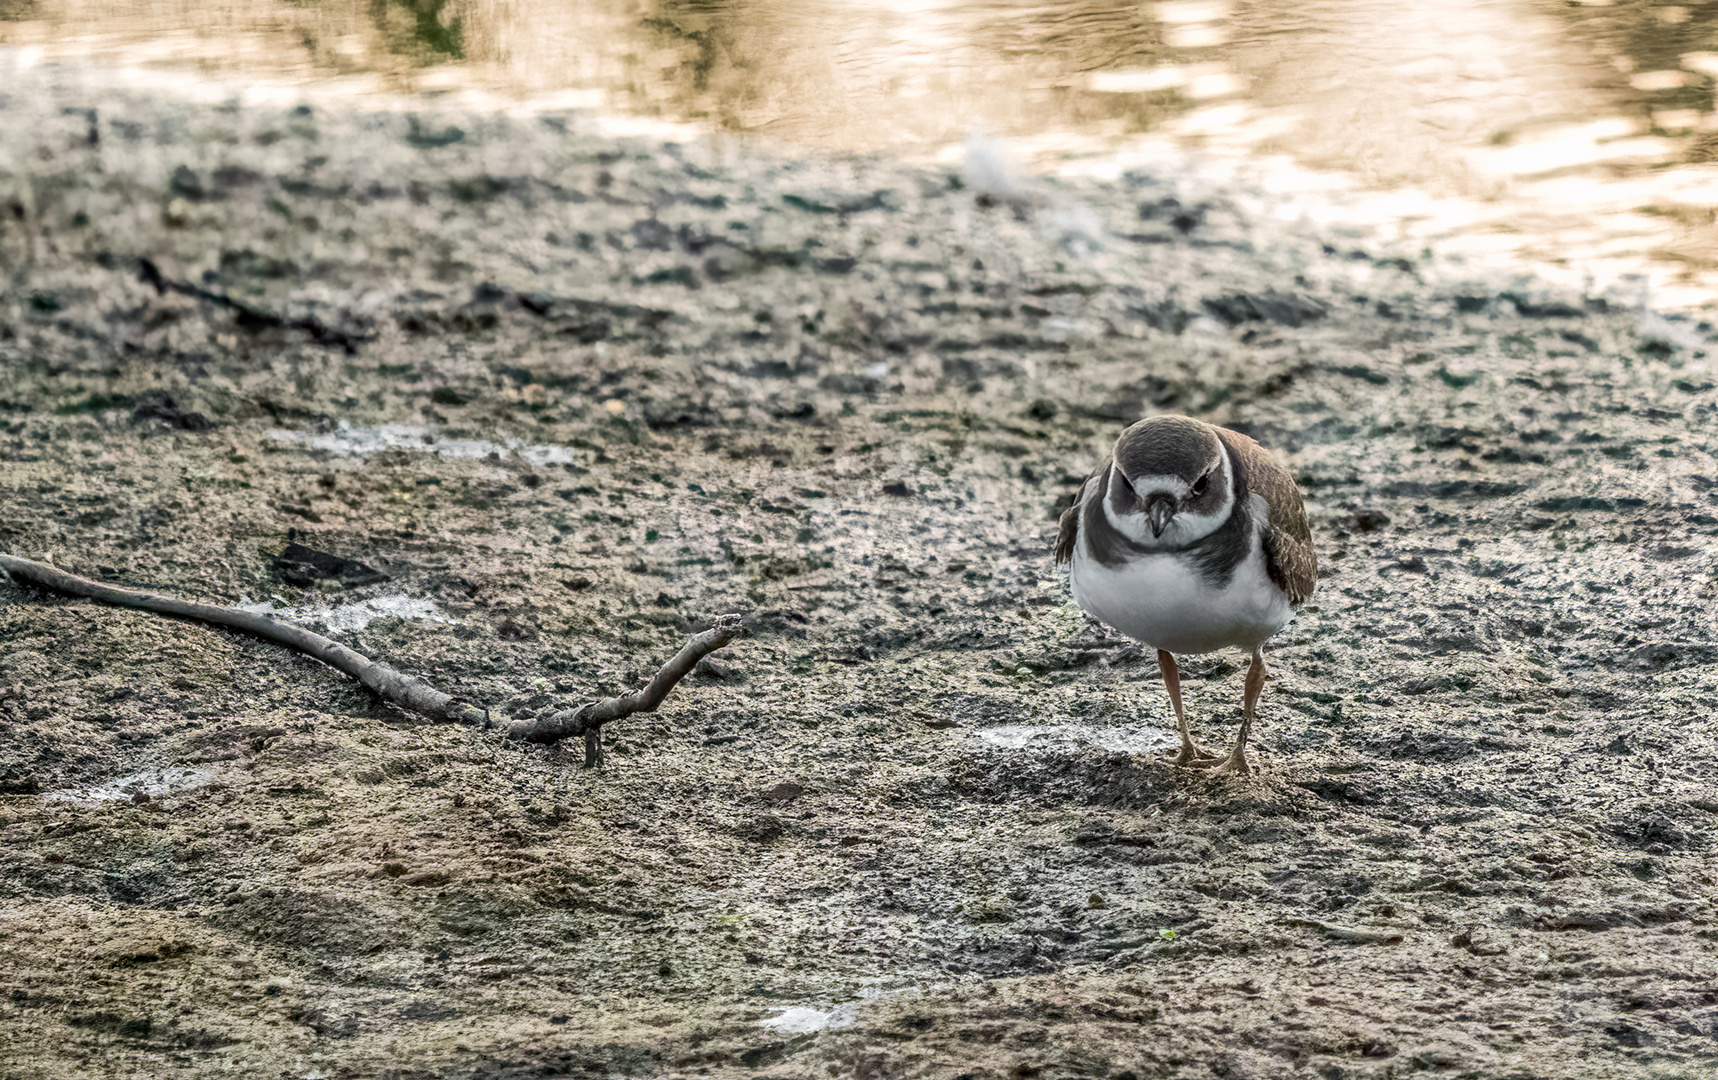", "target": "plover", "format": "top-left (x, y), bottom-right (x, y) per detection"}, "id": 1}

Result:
top-left (1056, 415), bottom-right (1316, 774)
